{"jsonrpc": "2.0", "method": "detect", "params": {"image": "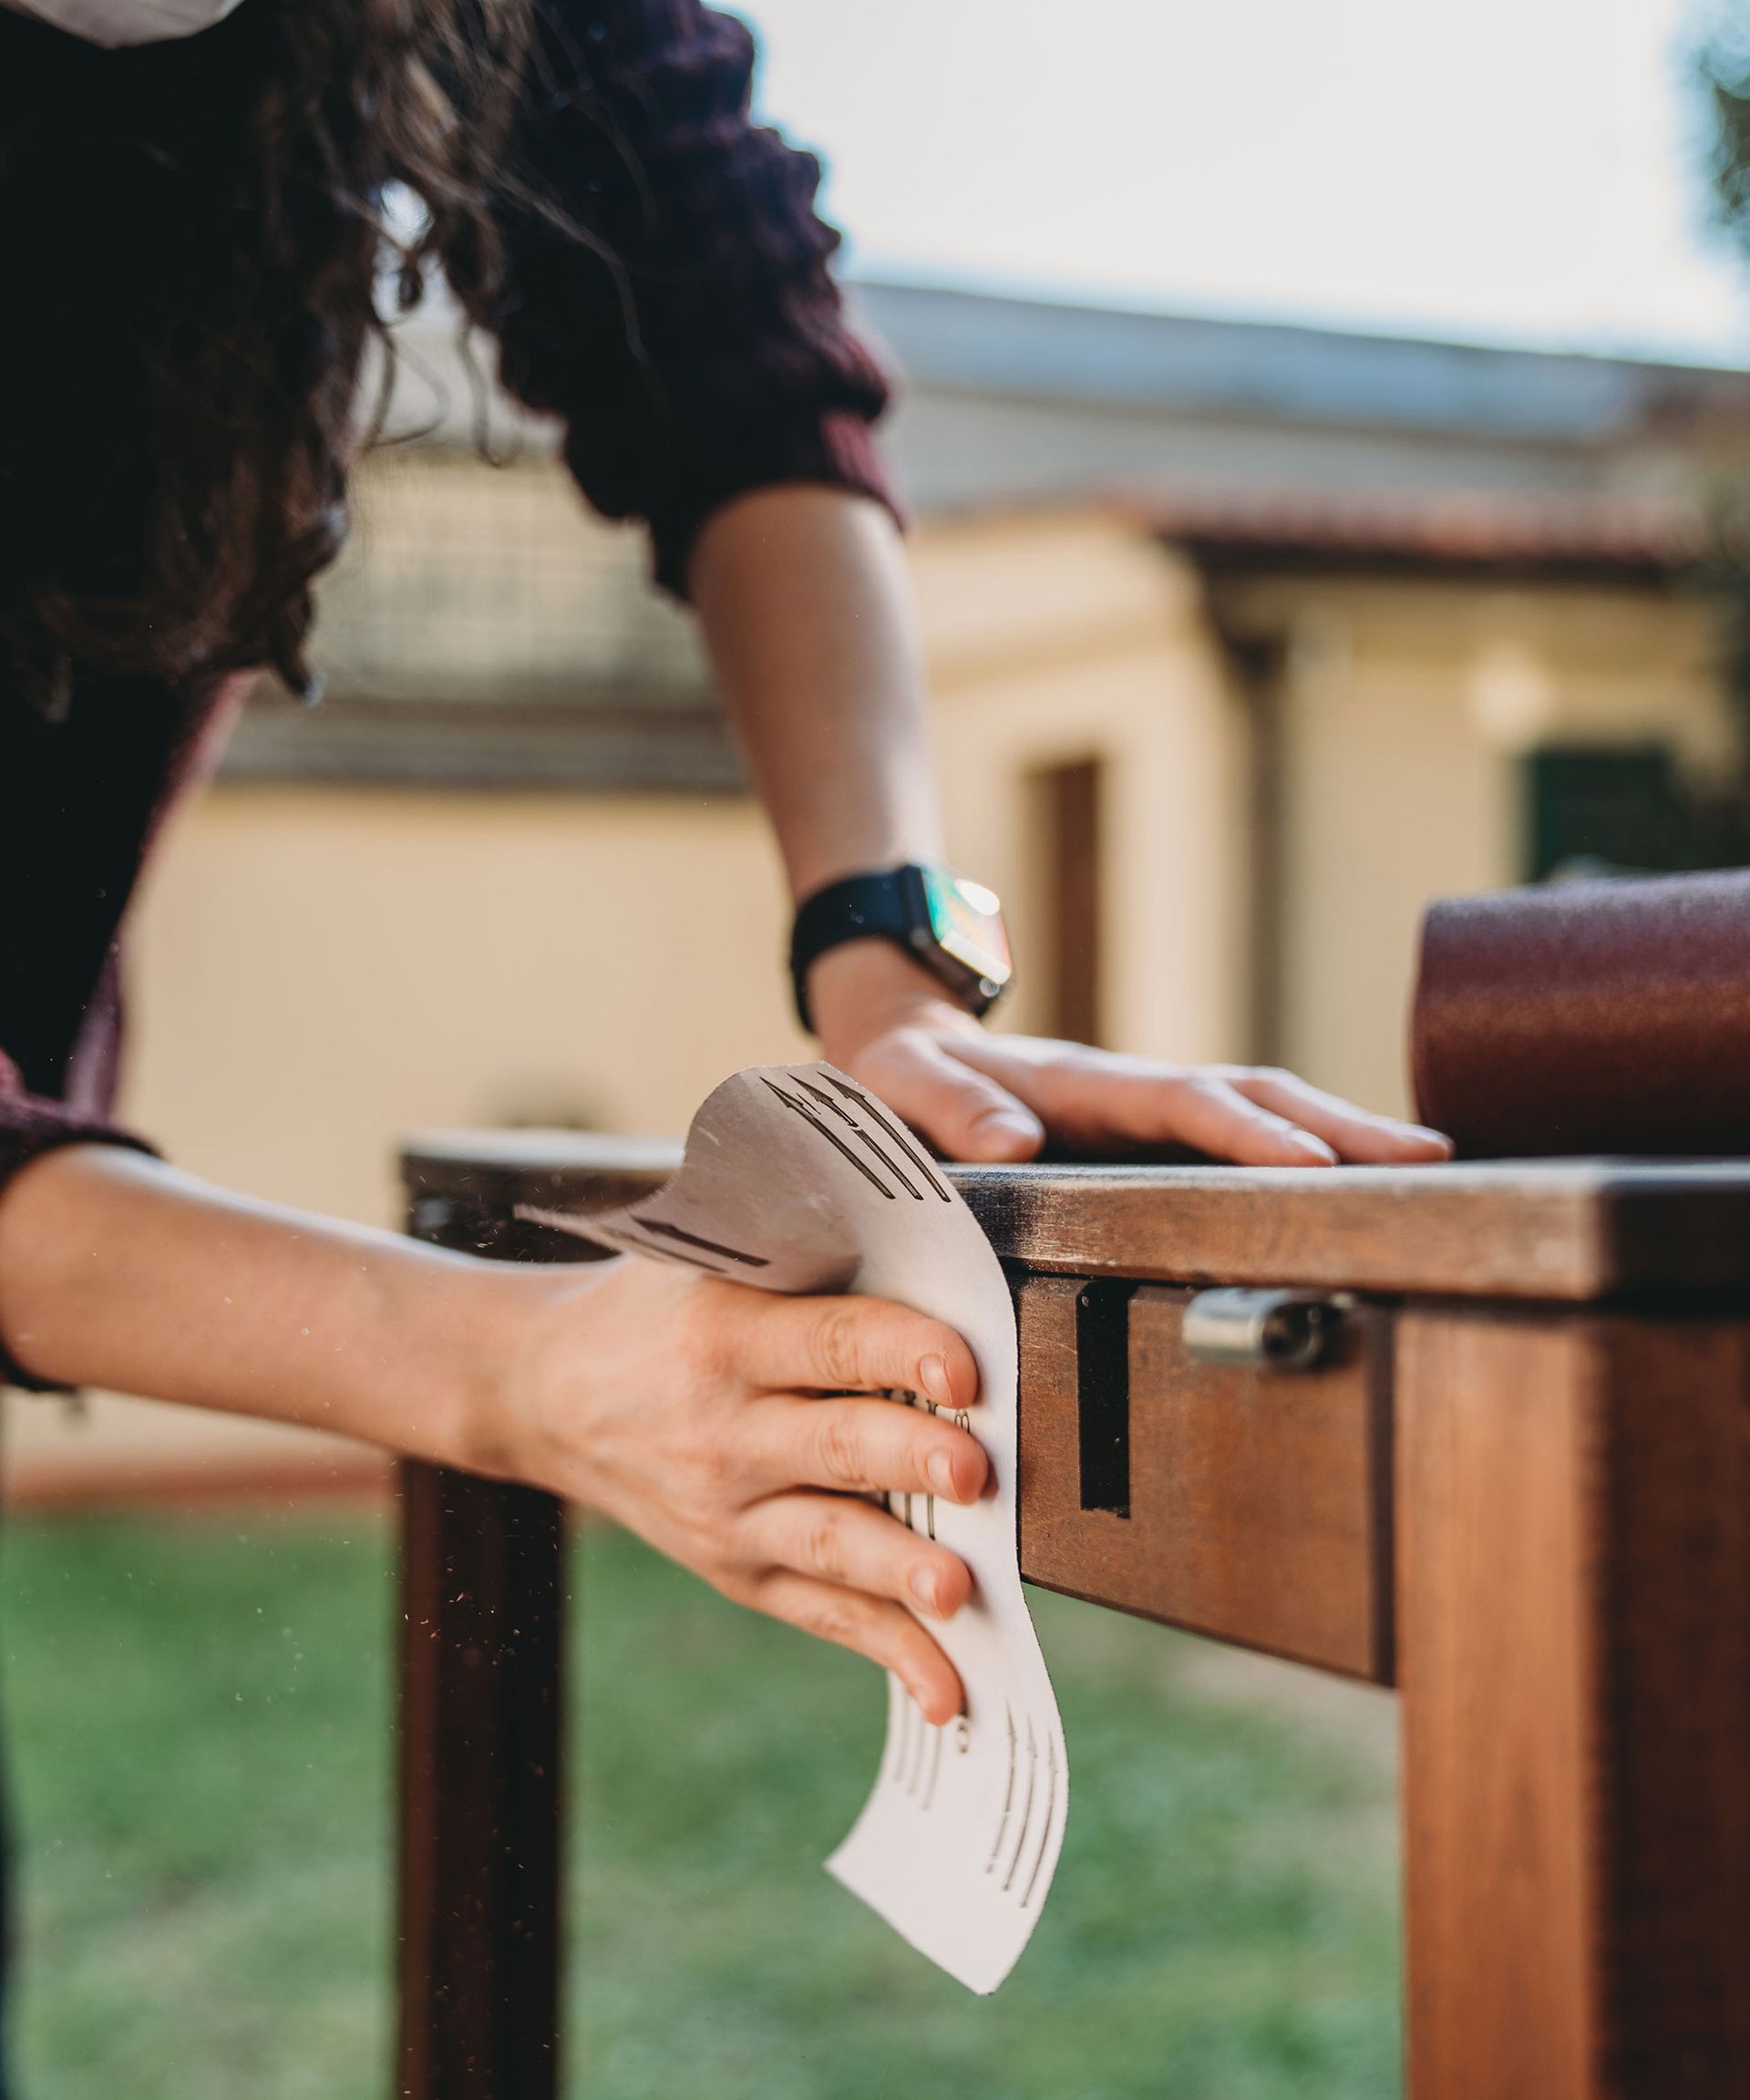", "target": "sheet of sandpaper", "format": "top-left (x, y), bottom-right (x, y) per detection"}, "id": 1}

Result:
top-left (518, 1062), bottom-right (1067, 1995)
top-left (1412, 867), bottom-right (1750, 1157)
